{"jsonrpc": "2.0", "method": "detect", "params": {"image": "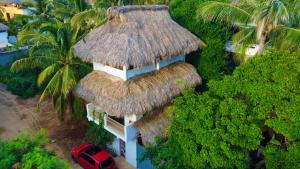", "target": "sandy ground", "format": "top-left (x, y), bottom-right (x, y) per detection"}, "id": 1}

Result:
top-left (0, 83), bottom-right (135, 169)
top-left (0, 83), bottom-right (85, 169)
